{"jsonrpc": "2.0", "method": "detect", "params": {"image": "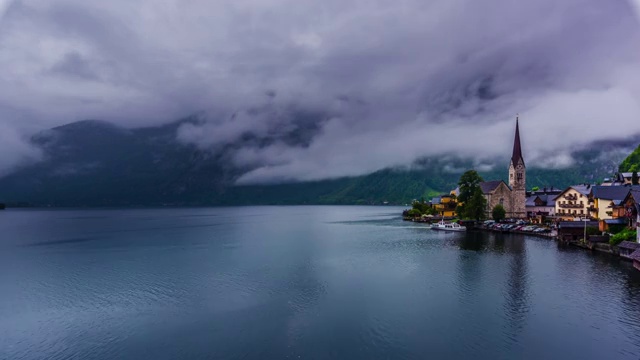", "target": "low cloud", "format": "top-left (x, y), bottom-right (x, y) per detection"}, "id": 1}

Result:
top-left (0, 121), bottom-right (42, 177)
top-left (0, 0), bottom-right (638, 182)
